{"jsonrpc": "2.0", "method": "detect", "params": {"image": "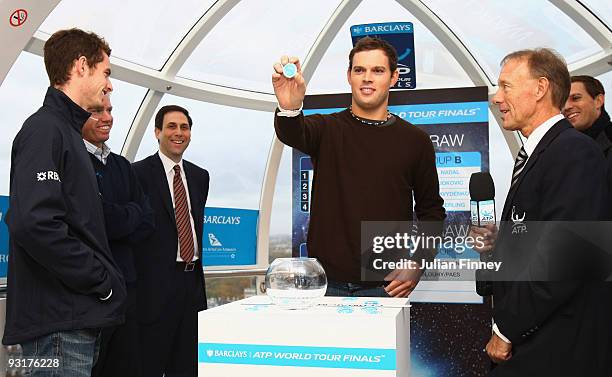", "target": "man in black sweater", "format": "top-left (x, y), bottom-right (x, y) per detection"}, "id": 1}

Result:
top-left (563, 76), bottom-right (612, 204)
top-left (272, 37), bottom-right (446, 297)
top-left (563, 75), bottom-right (612, 376)
top-left (82, 94), bottom-right (154, 377)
